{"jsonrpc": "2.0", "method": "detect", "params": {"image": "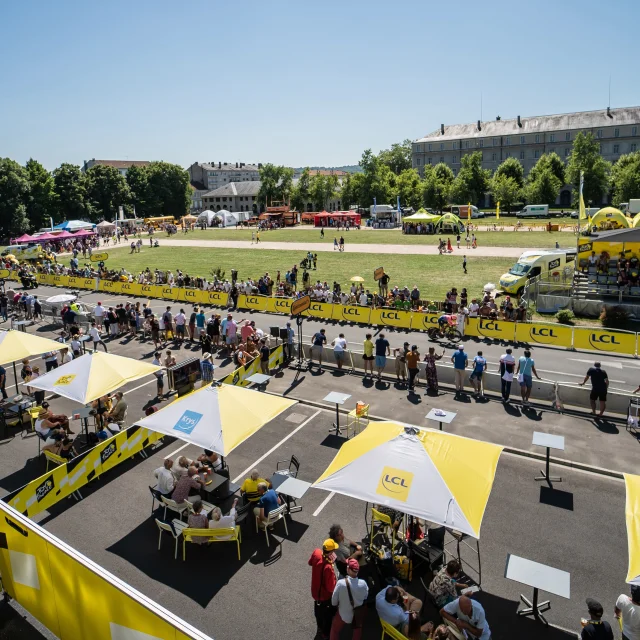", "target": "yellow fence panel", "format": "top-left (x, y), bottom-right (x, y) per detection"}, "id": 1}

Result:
top-left (369, 308), bottom-right (413, 329)
top-left (409, 313), bottom-right (441, 331)
top-left (466, 318), bottom-right (517, 342)
top-left (140, 284), bottom-right (164, 298)
top-left (238, 294), bottom-right (268, 311)
top-left (331, 304), bottom-right (372, 324)
top-left (573, 327), bottom-right (637, 355)
top-left (98, 279), bottom-right (119, 293)
top-left (51, 274), bottom-right (69, 287)
top-left (303, 301), bottom-right (334, 320)
top-left (201, 291), bottom-right (229, 307)
top-left (514, 322), bottom-right (574, 348)
top-left (266, 297), bottom-right (293, 314)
